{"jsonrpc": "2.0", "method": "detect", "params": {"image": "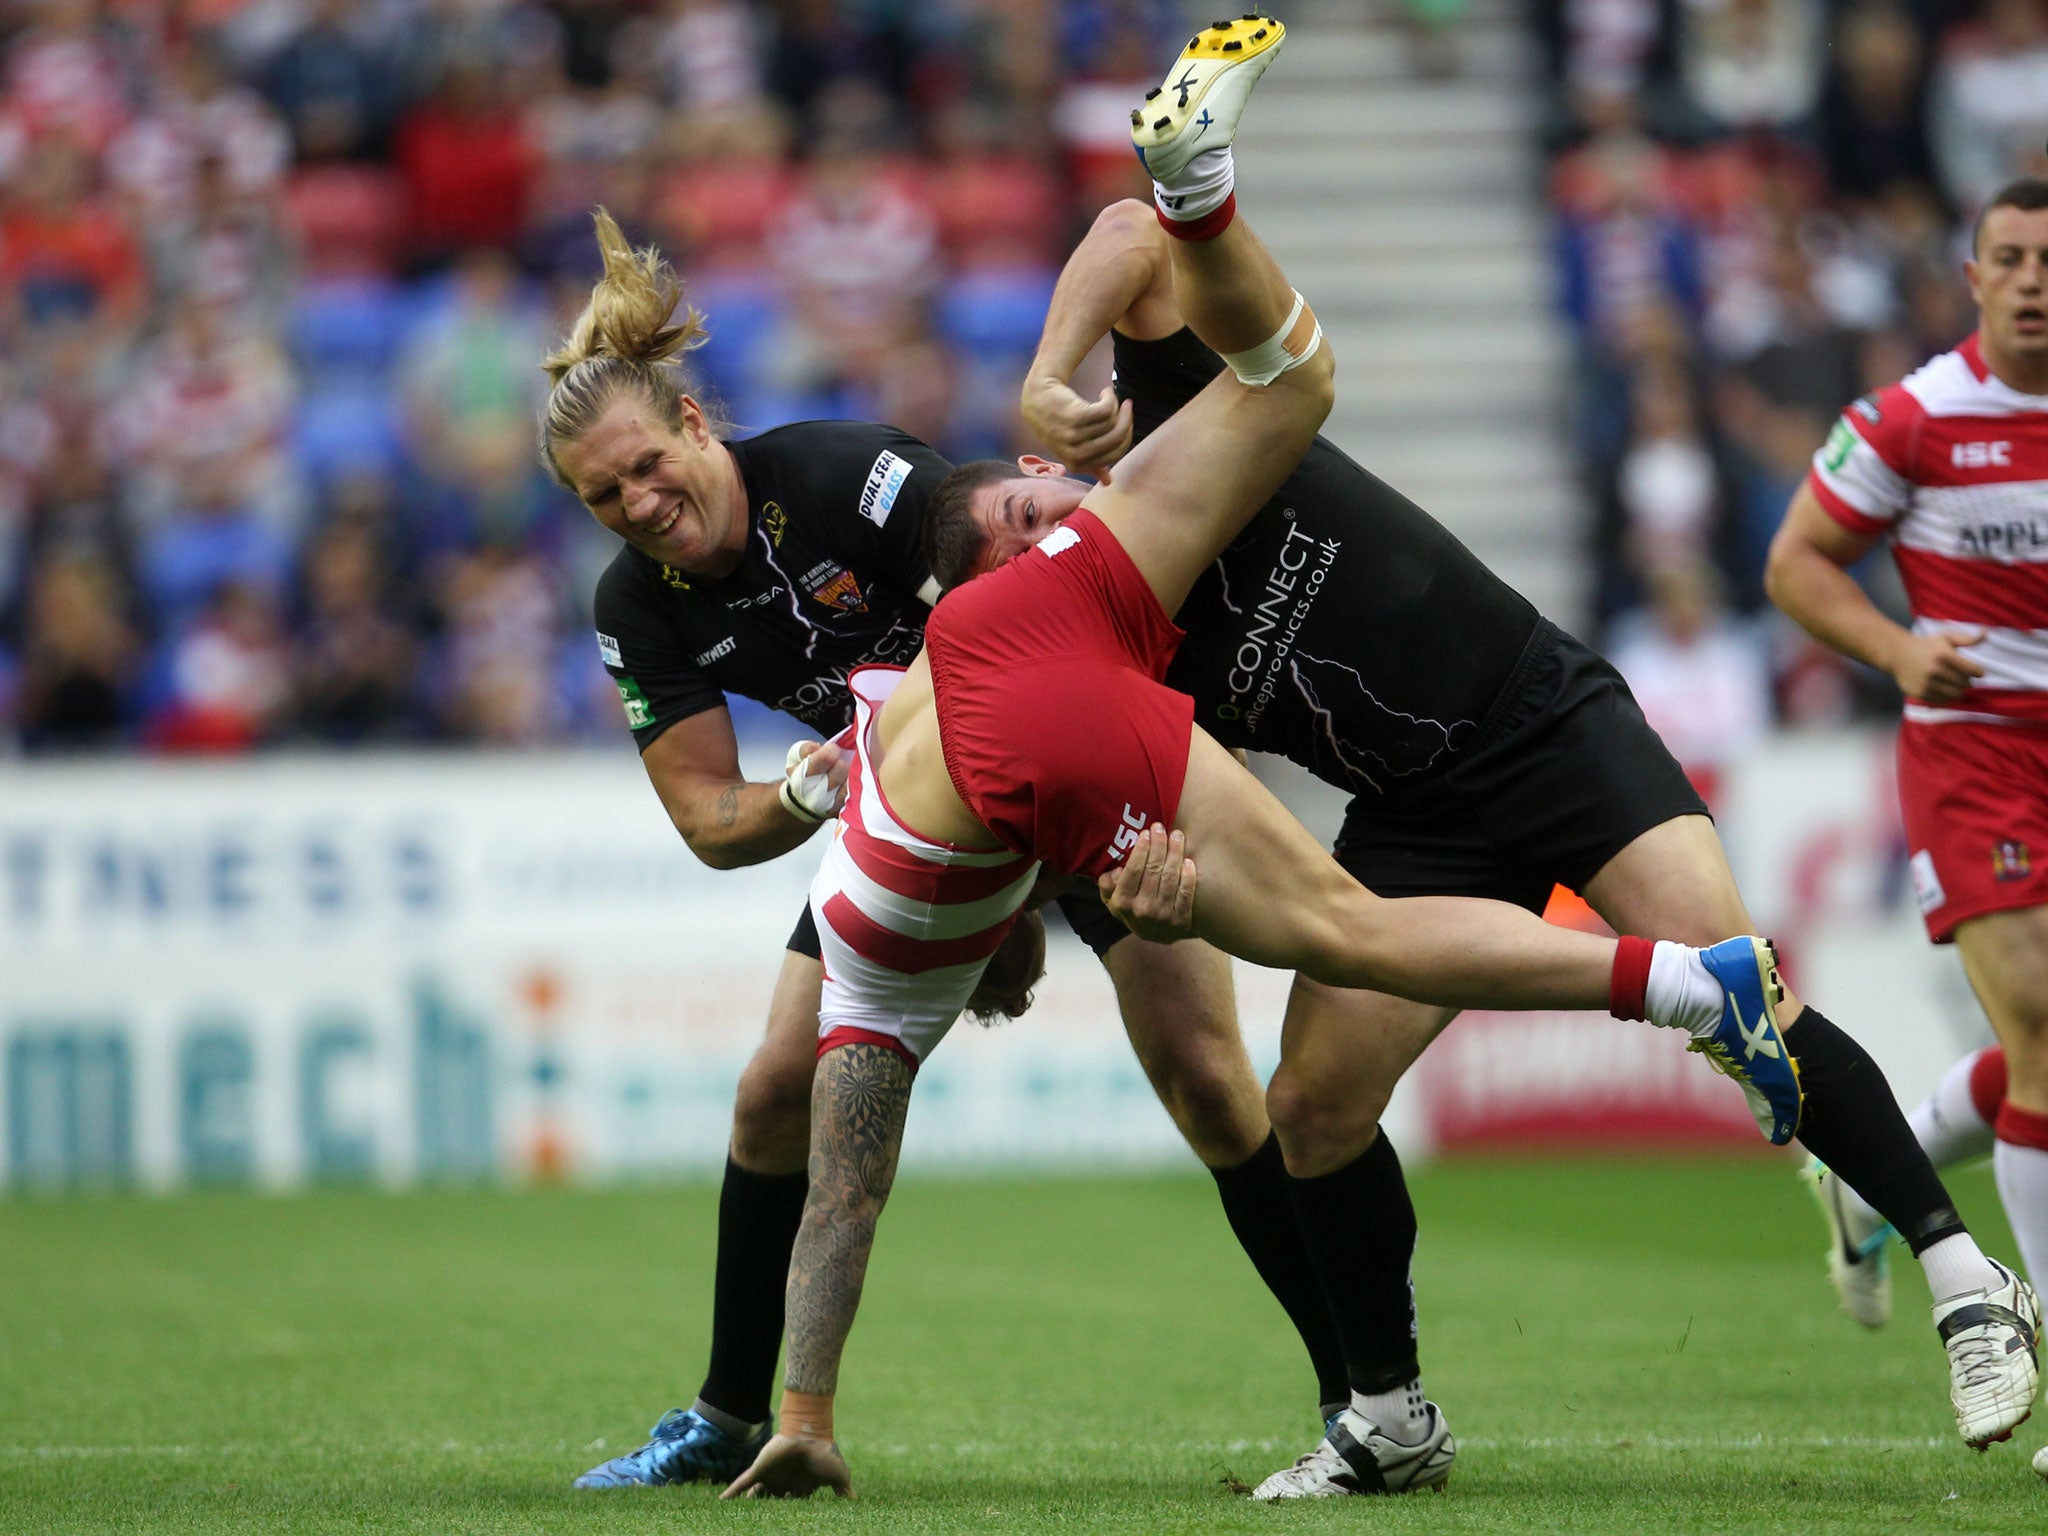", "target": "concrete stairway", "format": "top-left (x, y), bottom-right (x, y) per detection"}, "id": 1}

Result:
top-left (1225, 0), bottom-right (1585, 629)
